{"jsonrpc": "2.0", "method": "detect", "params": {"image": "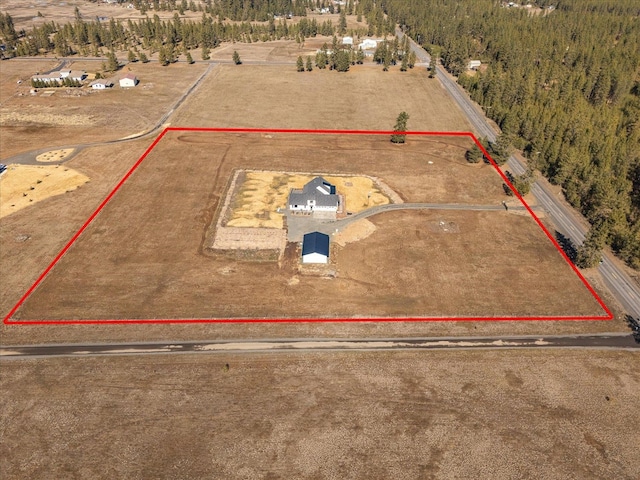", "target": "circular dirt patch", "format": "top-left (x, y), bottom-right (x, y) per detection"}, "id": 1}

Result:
top-left (36, 148), bottom-right (74, 163)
